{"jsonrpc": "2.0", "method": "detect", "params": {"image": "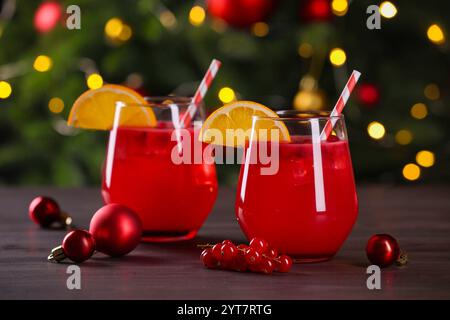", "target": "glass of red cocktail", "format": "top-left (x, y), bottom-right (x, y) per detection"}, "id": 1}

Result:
top-left (102, 97), bottom-right (218, 242)
top-left (236, 110), bottom-right (358, 262)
